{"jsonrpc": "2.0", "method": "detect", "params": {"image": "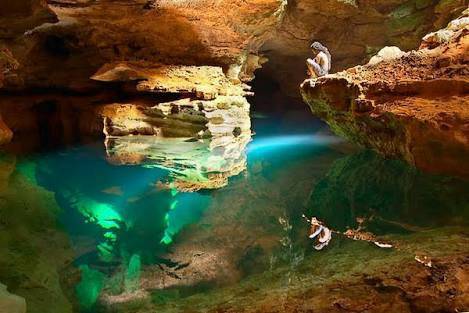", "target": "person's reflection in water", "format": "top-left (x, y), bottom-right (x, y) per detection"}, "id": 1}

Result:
top-left (303, 215), bottom-right (332, 250)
